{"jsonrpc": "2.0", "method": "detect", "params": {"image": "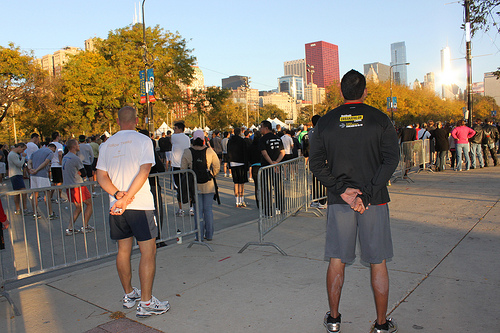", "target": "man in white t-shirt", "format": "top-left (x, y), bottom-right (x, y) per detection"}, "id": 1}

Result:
top-left (50, 131), bottom-right (66, 203)
top-left (170, 122), bottom-right (191, 216)
top-left (281, 129), bottom-right (294, 161)
top-left (25, 133), bottom-right (40, 160)
top-left (96, 106), bottom-right (169, 318)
